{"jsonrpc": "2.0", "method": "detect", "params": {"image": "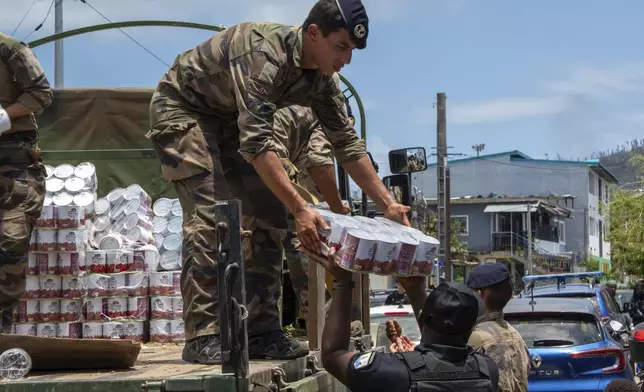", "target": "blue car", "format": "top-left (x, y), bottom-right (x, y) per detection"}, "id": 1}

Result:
top-left (505, 297), bottom-right (634, 392)
top-left (518, 271), bottom-right (633, 334)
